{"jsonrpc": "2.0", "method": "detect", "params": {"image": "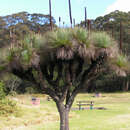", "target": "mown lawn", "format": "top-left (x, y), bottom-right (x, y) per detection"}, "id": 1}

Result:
top-left (0, 92), bottom-right (130, 130)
